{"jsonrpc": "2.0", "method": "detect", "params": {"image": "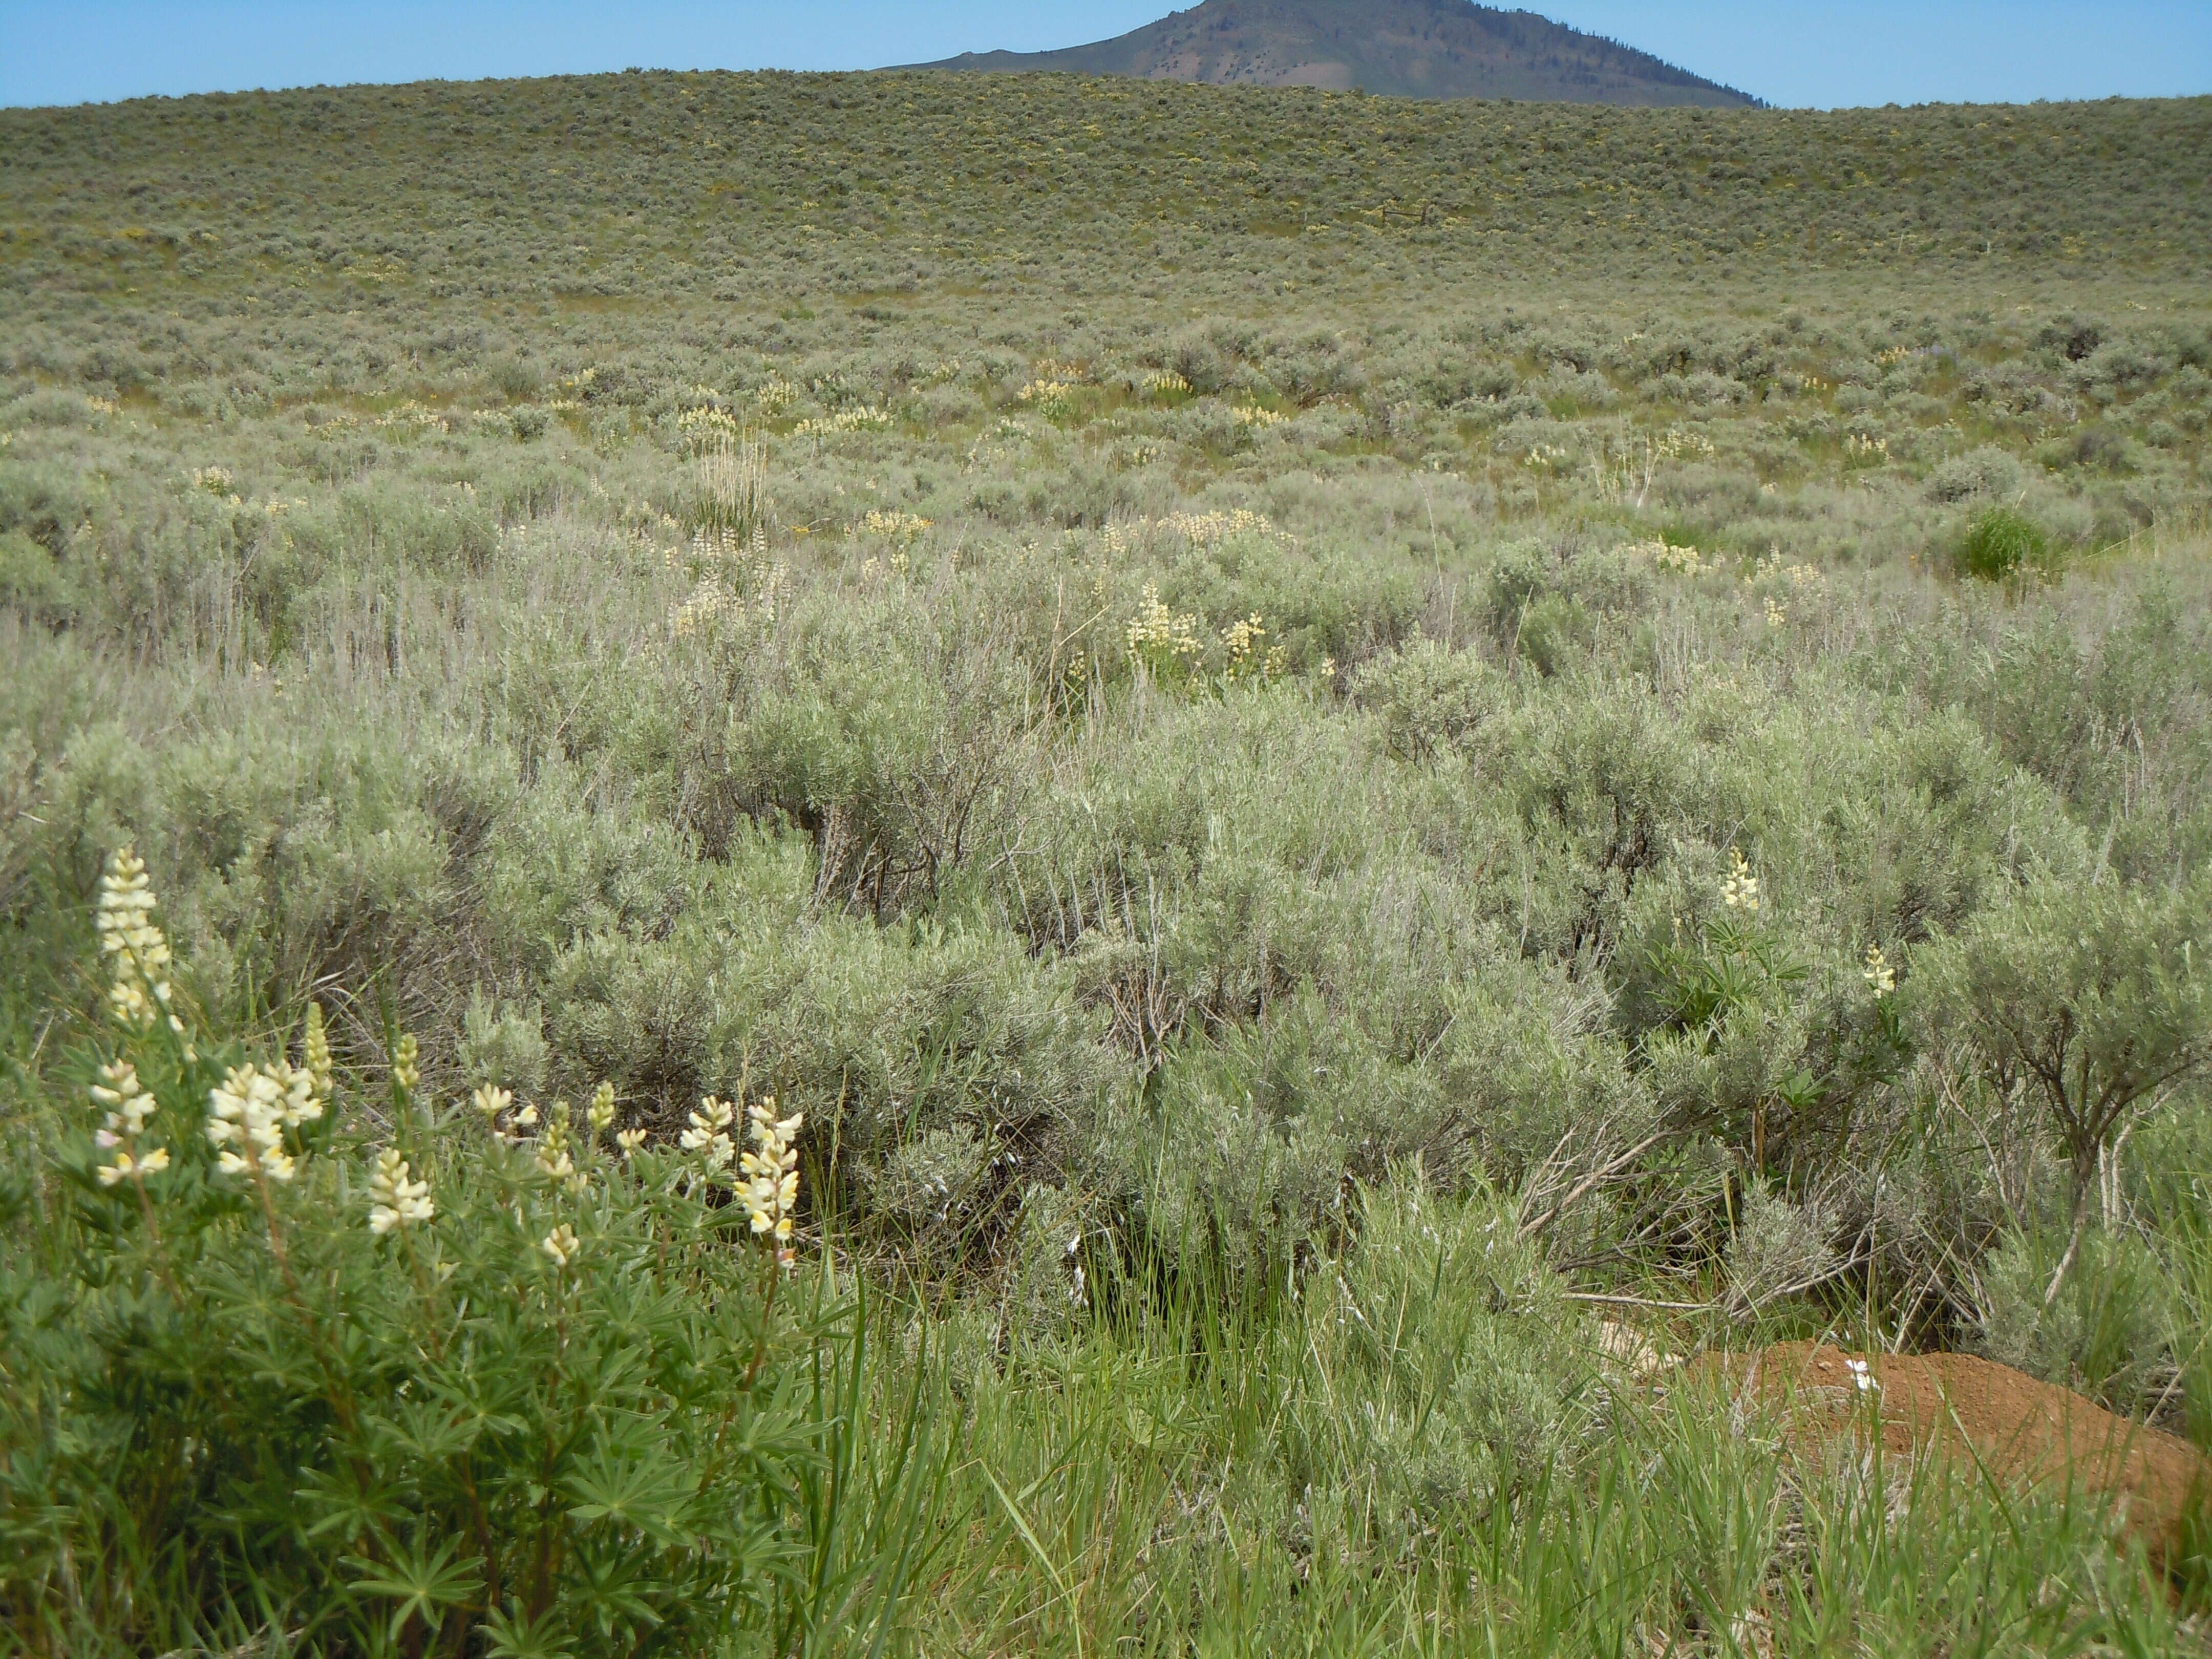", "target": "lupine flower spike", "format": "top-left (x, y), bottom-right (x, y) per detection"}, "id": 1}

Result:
top-left (1862, 943), bottom-right (1896, 998)
top-left (90, 1058), bottom-right (170, 1187)
top-left (1720, 848), bottom-right (1760, 912)
top-left (541, 1223), bottom-right (580, 1269)
top-left (206, 1059), bottom-right (321, 1183)
top-left (367, 1147), bottom-right (434, 1235)
top-left (302, 1001), bottom-right (333, 1106)
top-left (536, 1100), bottom-right (579, 1187)
top-left (96, 845), bottom-right (184, 1036)
top-left (740, 1097), bottom-right (804, 1253)
top-left (588, 1081), bottom-right (618, 1135)
top-left (682, 1095), bottom-right (737, 1174)
top-left (472, 1083), bottom-right (513, 1123)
